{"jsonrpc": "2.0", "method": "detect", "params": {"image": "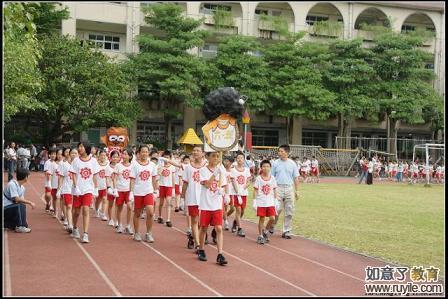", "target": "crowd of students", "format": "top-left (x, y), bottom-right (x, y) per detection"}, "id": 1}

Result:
top-left (39, 142), bottom-right (291, 266)
top-left (356, 155), bottom-right (445, 184)
top-left (254, 156), bottom-right (320, 183)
